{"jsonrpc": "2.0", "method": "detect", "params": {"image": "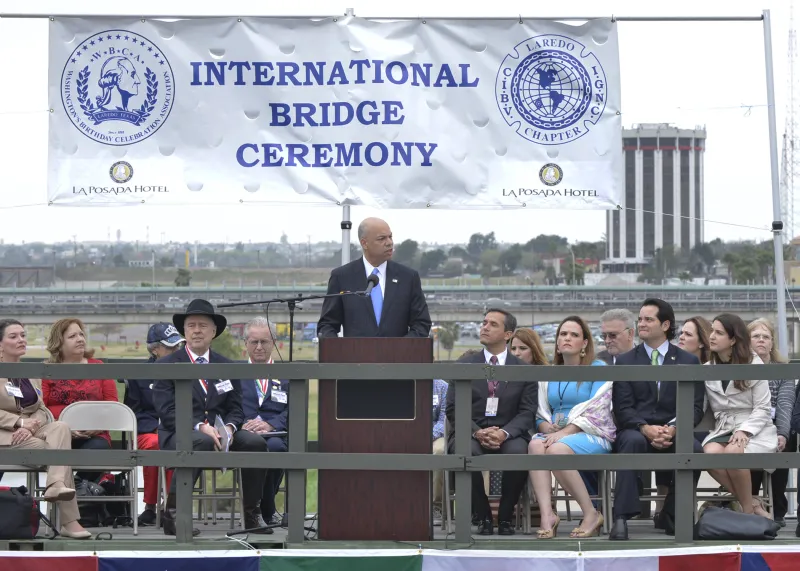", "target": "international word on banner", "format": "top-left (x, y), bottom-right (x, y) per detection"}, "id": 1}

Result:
top-left (48, 17), bottom-right (622, 209)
